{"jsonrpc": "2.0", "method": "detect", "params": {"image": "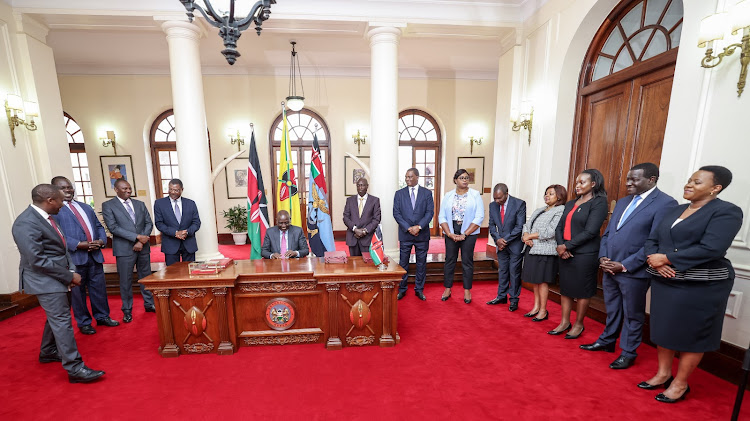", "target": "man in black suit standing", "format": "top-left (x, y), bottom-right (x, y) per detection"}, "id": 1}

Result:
top-left (12, 184), bottom-right (105, 383)
top-left (487, 183), bottom-right (527, 312)
top-left (581, 163), bottom-right (677, 370)
top-left (343, 178), bottom-right (381, 256)
top-left (101, 179), bottom-right (155, 323)
top-left (393, 168), bottom-right (434, 301)
top-left (261, 210), bottom-right (310, 259)
top-left (51, 176), bottom-right (119, 335)
top-left (153, 178), bottom-right (201, 265)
